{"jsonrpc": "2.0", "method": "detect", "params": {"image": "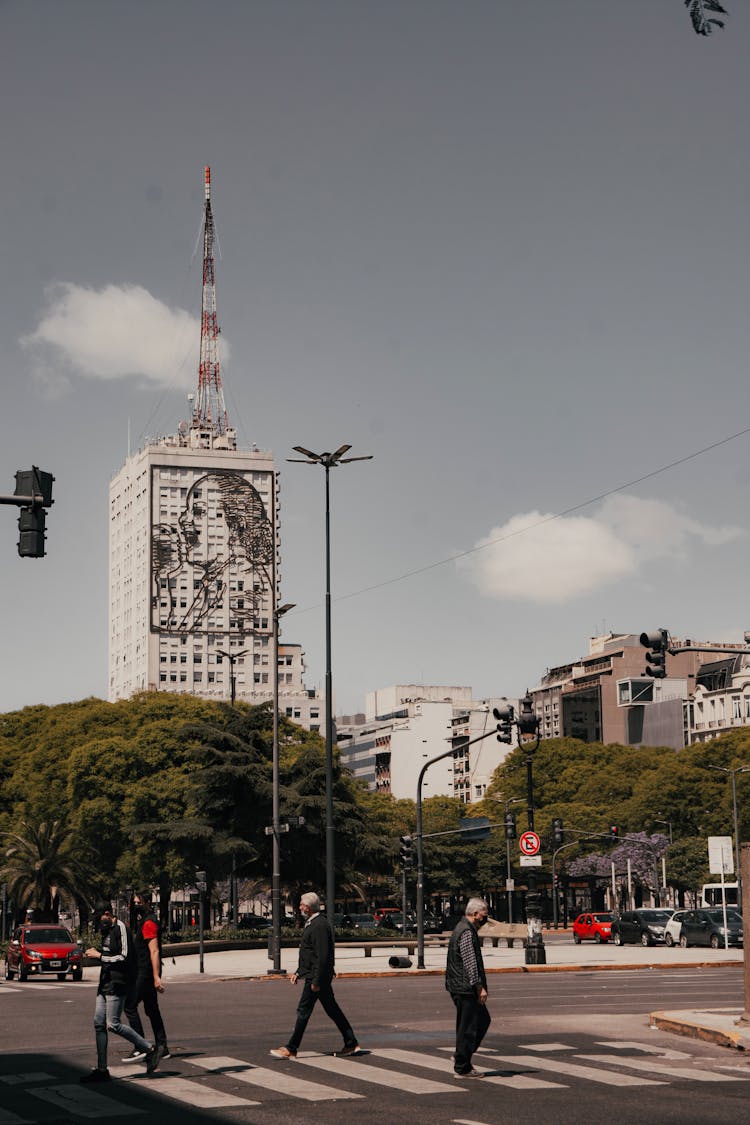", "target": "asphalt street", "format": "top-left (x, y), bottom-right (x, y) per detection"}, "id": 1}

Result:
top-left (1, 968), bottom-right (749, 1125)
